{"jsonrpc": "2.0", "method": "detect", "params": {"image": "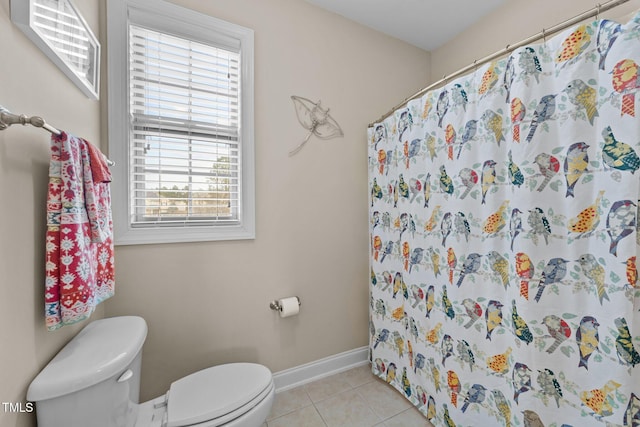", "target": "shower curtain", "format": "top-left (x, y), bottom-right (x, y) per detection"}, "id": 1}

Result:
top-left (368, 11), bottom-right (640, 427)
